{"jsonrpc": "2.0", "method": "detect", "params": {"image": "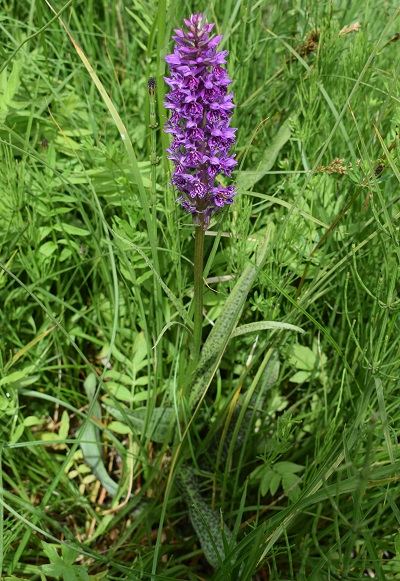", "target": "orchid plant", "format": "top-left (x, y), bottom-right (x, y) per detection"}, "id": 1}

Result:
top-left (164, 13), bottom-right (238, 364)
